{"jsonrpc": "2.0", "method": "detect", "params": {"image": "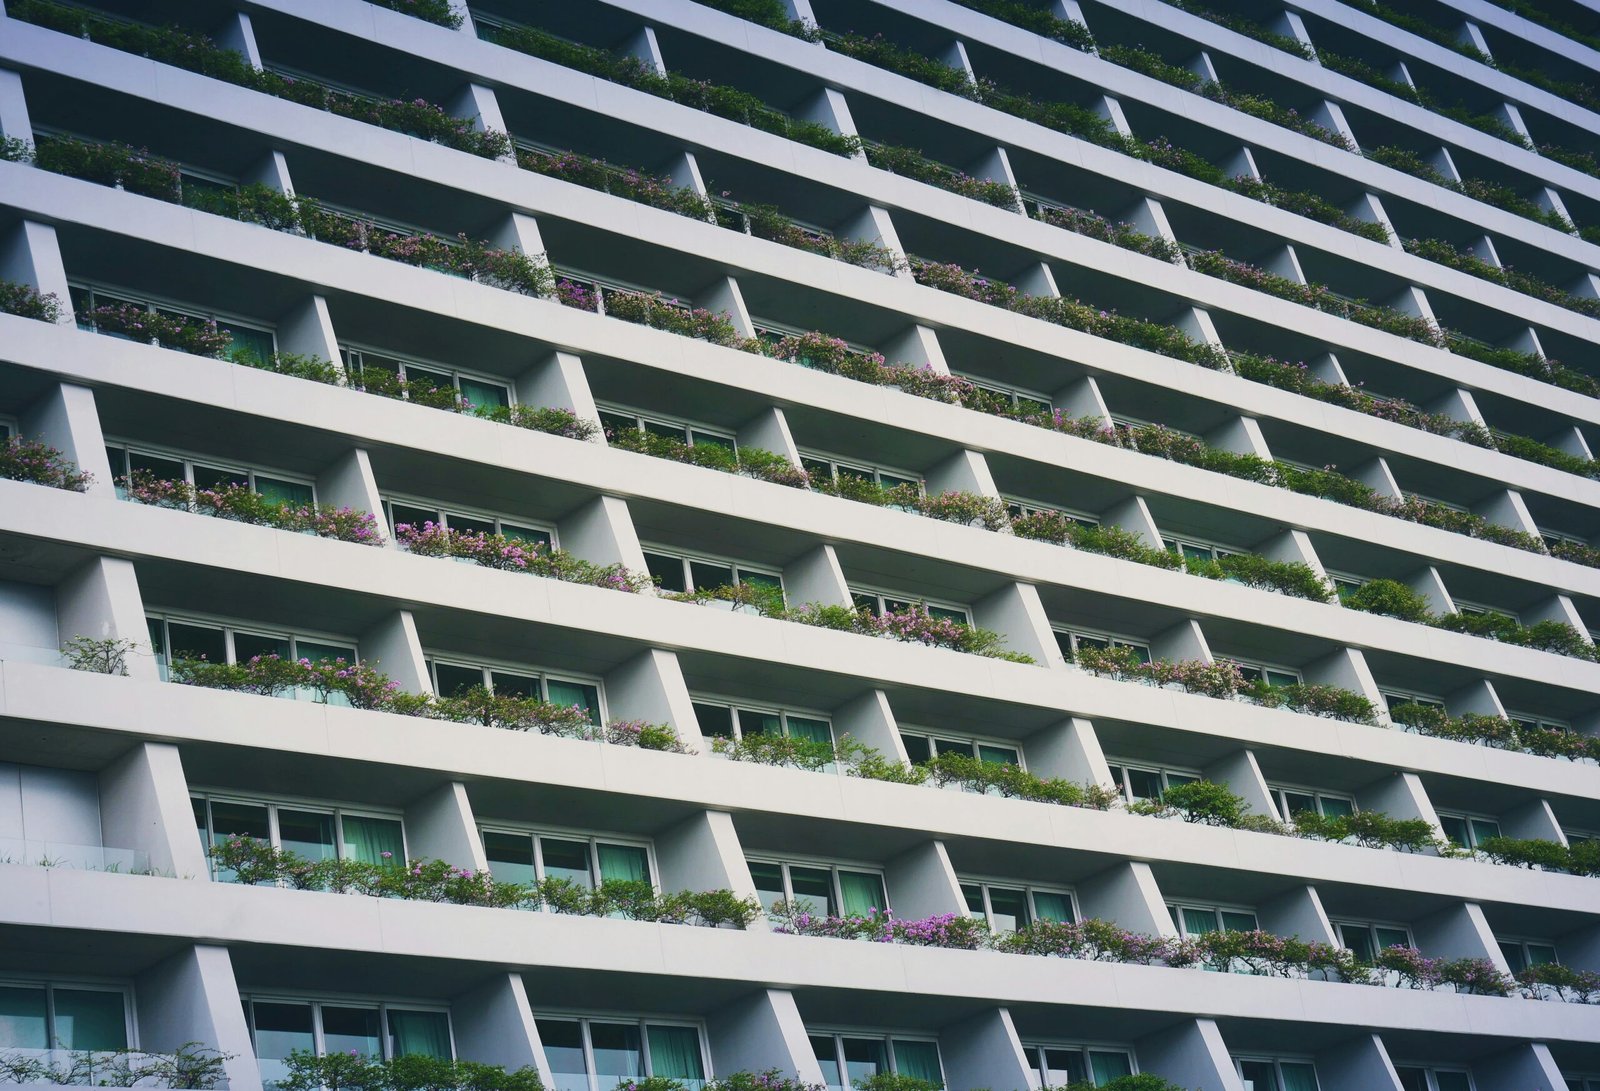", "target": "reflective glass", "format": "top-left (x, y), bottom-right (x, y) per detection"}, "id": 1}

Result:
top-left (458, 378), bottom-right (509, 411)
top-left (1319, 797), bottom-right (1355, 819)
top-left (277, 809), bottom-right (337, 862)
top-left (645, 552), bottom-right (688, 593)
top-left (811, 1035), bottom-right (843, 1091)
top-left (590, 1022), bottom-right (643, 1083)
top-left (166, 622), bottom-right (227, 665)
top-left (546, 680), bottom-right (601, 726)
top-left (1338, 924), bottom-right (1374, 963)
top-left (0, 986), bottom-right (47, 1048)
top-left (251, 1000), bottom-right (313, 1088)
top-left (1088, 1051), bottom-right (1133, 1083)
top-left (255, 476), bottom-right (313, 506)
top-left (321, 1005), bottom-right (382, 1058)
top-left (789, 866), bottom-right (836, 916)
top-left (1239, 1061), bottom-right (1279, 1091)
top-left (490, 671), bottom-right (540, 699)
top-left (749, 861), bottom-right (787, 915)
top-left (986, 886), bottom-right (1029, 932)
top-left (483, 831), bottom-right (536, 886)
top-left (694, 704), bottom-right (736, 741)
top-left (542, 838), bottom-right (594, 888)
top-left (1433, 1074), bottom-right (1471, 1091)
top-left (434, 663), bottom-right (484, 697)
top-left (1038, 1048), bottom-right (1085, 1086)
top-left (689, 561), bottom-right (734, 591)
top-left (841, 1038), bottom-right (888, 1087)
top-left (536, 1018), bottom-right (588, 1091)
